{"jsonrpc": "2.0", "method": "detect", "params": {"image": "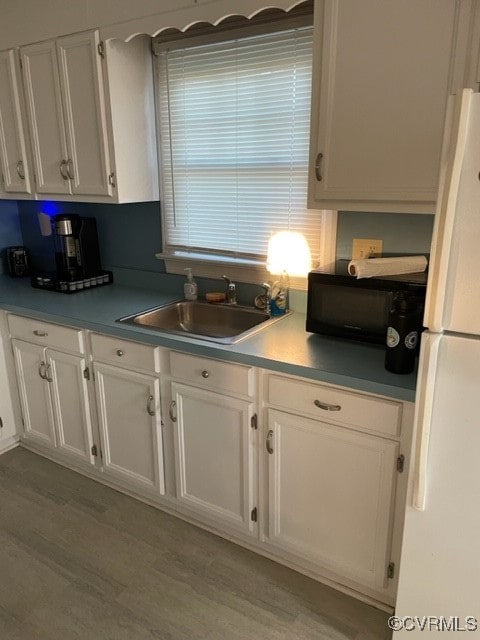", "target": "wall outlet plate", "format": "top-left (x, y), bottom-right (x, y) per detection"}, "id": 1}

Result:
top-left (351, 238), bottom-right (383, 259)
